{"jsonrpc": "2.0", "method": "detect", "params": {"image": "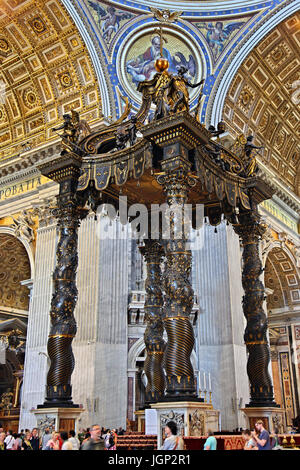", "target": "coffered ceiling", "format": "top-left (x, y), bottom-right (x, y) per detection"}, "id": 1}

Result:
top-left (223, 12), bottom-right (300, 196)
top-left (265, 246), bottom-right (300, 311)
top-left (0, 233), bottom-right (31, 310)
top-left (0, 0), bottom-right (101, 161)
